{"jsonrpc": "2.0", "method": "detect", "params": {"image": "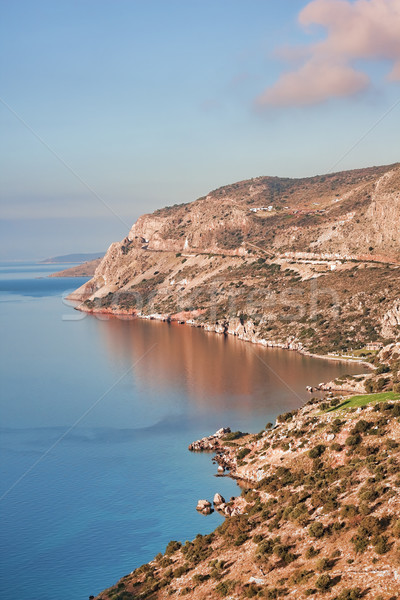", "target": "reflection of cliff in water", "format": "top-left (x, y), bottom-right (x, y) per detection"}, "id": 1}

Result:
top-left (93, 315), bottom-right (366, 415)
